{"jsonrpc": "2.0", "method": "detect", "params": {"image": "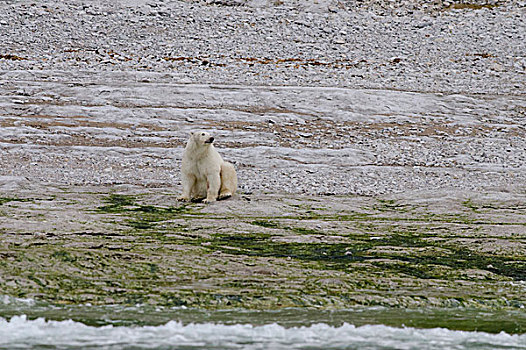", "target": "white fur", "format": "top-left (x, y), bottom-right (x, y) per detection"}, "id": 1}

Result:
top-left (178, 131), bottom-right (237, 203)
